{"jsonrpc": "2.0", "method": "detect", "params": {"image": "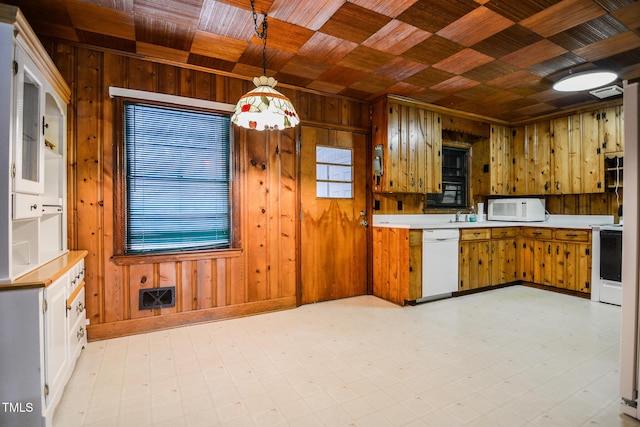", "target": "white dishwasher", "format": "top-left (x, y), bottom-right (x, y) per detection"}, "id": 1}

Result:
top-left (422, 229), bottom-right (460, 300)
